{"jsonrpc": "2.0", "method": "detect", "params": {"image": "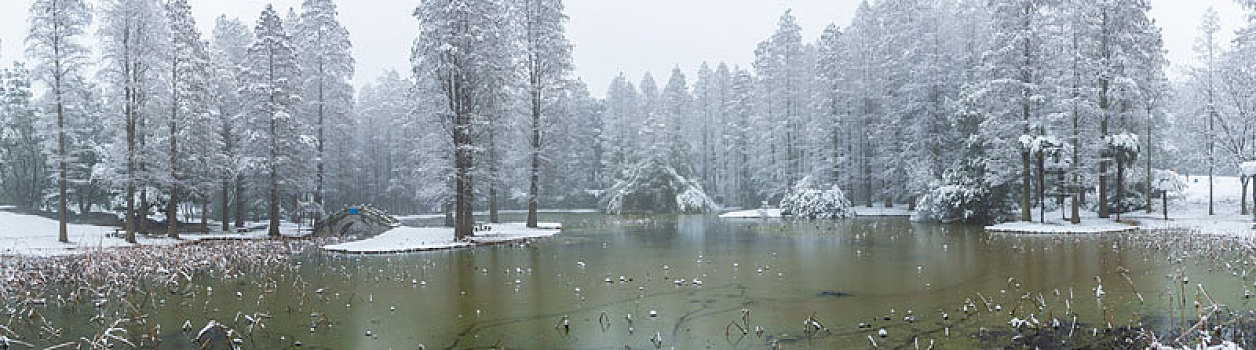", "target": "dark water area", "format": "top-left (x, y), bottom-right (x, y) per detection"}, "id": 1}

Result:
top-left (9, 214), bottom-right (1256, 349)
